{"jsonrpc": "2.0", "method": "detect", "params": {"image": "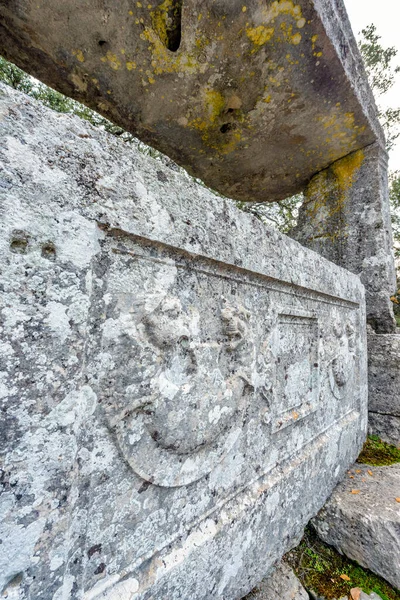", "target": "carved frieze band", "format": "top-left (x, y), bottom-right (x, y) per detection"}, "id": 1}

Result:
top-left (96, 235), bottom-right (359, 488)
